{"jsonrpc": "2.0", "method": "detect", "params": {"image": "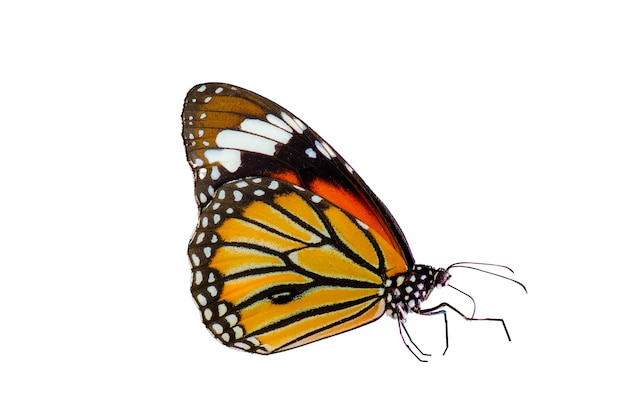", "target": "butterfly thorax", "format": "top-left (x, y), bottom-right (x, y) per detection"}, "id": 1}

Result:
top-left (384, 265), bottom-right (450, 321)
